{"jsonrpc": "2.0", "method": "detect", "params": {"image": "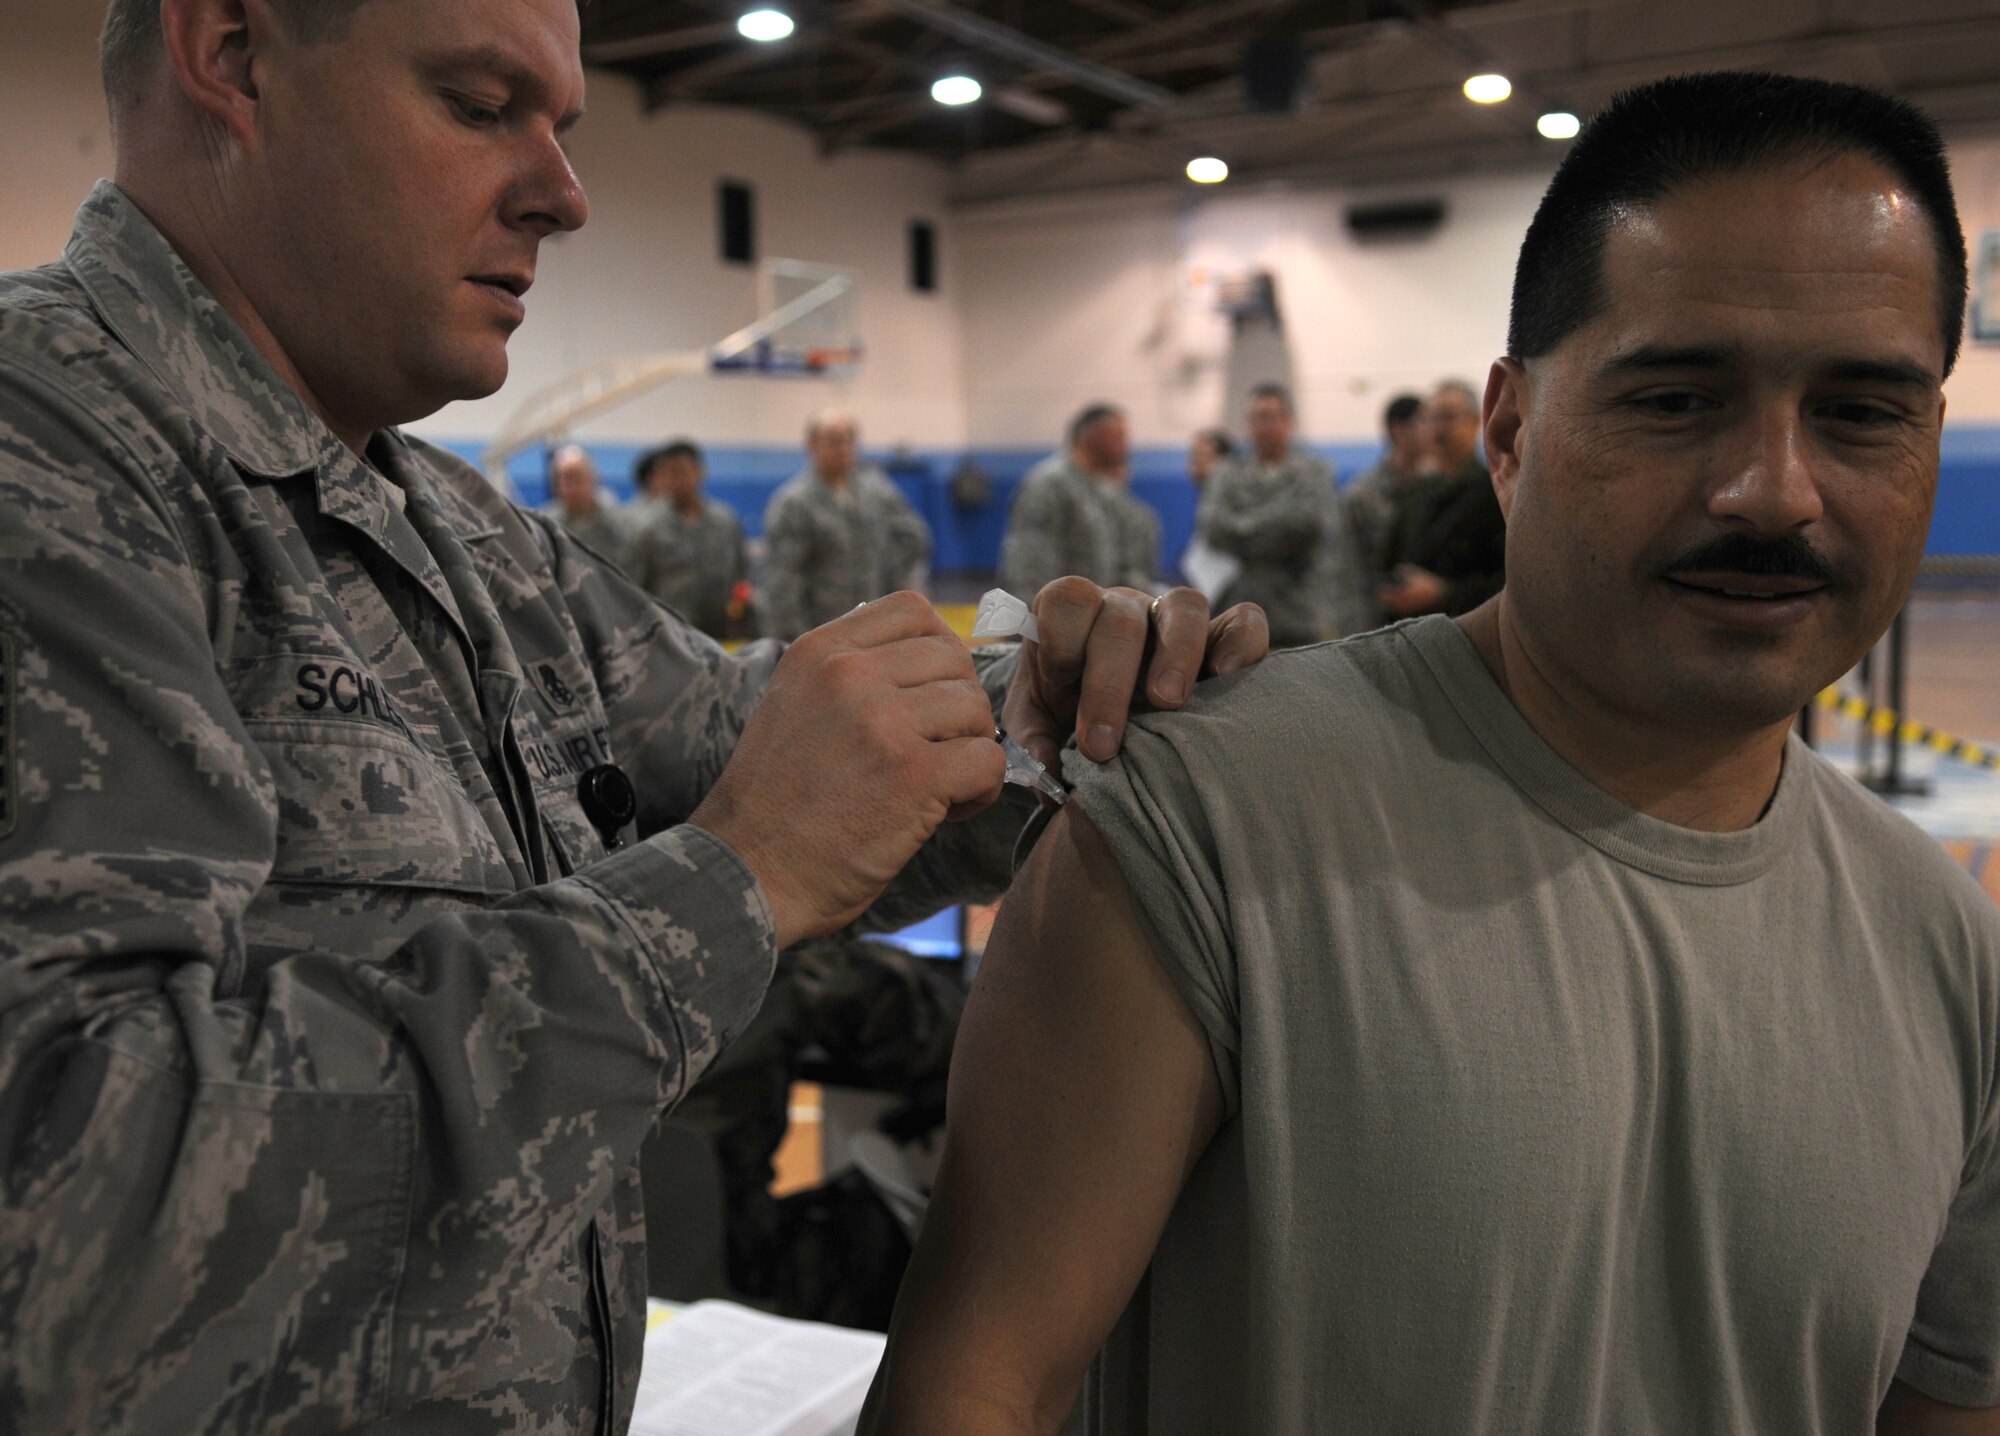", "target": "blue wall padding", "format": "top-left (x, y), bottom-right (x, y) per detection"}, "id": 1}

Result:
top-left (432, 429), bottom-right (2000, 571)
top-left (1933, 426), bottom-right (2000, 557)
